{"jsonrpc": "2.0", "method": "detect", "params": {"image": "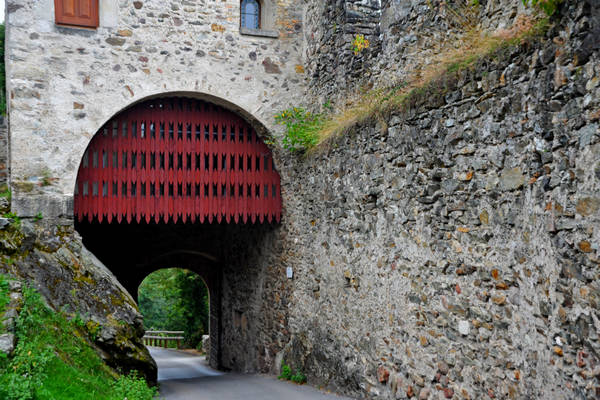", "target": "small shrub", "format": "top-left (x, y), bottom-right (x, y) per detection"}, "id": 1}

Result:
top-left (110, 371), bottom-right (158, 400)
top-left (275, 107), bottom-right (323, 152)
top-left (352, 34), bottom-right (370, 55)
top-left (278, 362), bottom-right (292, 380)
top-left (278, 360), bottom-right (306, 384)
top-left (291, 369), bottom-right (307, 384)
